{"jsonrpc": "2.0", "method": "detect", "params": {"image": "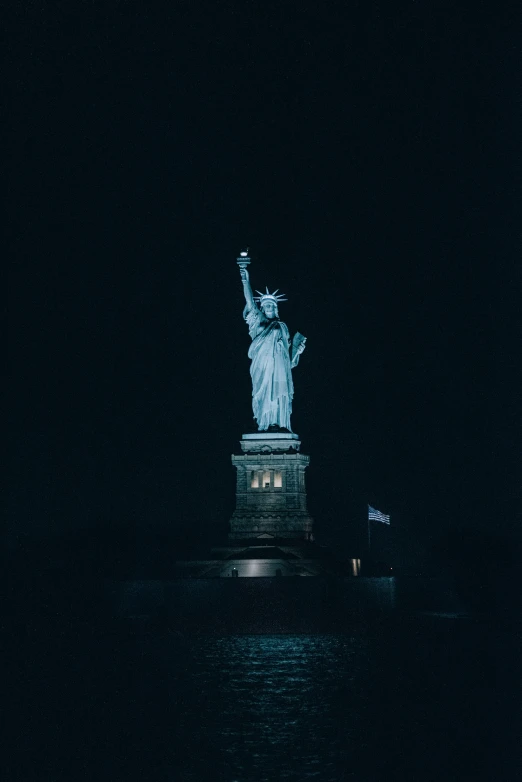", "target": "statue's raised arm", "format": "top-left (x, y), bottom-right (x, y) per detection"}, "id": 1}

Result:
top-left (239, 265), bottom-right (255, 311)
top-left (237, 253), bottom-right (306, 432)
